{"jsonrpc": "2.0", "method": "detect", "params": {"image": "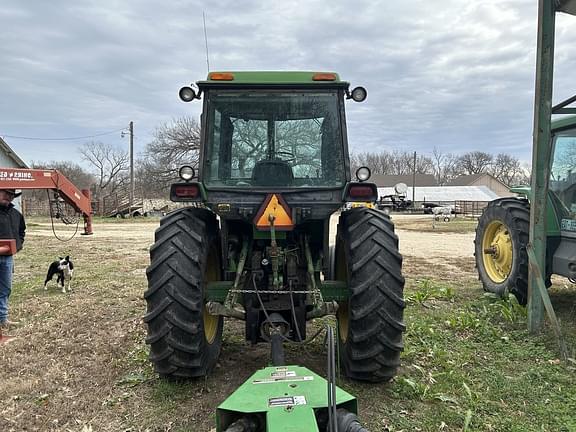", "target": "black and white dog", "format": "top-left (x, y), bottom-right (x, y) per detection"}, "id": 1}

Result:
top-left (44, 256), bottom-right (74, 293)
